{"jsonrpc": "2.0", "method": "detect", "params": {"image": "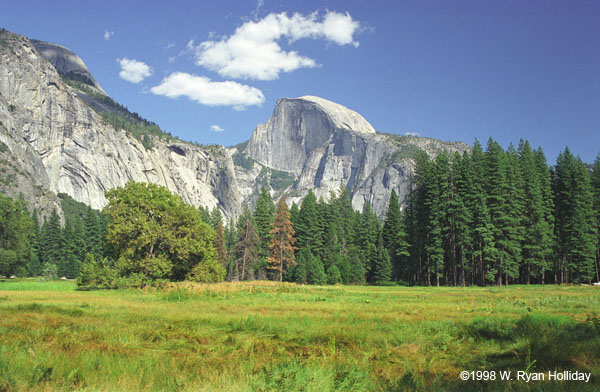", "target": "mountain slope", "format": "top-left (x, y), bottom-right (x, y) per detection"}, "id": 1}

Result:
top-left (0, 29), bottom-right (241, 220)
top-left (30, 39), bottom-right (106, 95)
top-left (240, 96), bottom-right (468, 217)
top-left (1, 28), bottom-right (469, 220)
